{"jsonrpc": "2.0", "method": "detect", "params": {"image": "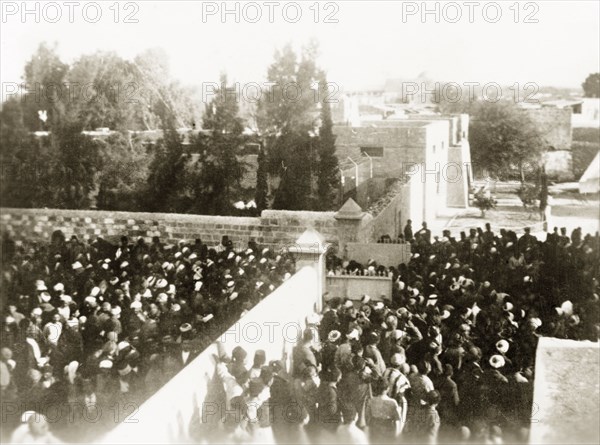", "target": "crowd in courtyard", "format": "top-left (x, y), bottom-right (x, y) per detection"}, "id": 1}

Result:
top-left (1, 221), bottom-right (598, 443)
top-left (0, 231), bottom-right (295, 443)
top-left (206, 222), bottom-right (598, 444)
